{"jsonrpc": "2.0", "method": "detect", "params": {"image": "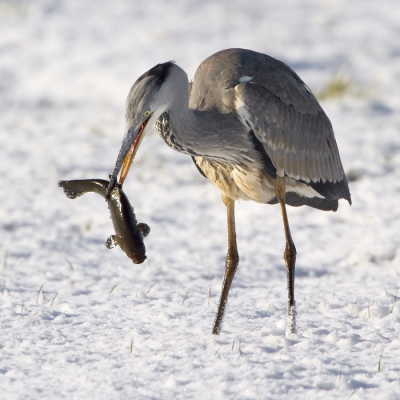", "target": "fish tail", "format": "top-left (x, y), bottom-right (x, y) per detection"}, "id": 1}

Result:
top-left (58, 179), bottom-right (109, 199)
